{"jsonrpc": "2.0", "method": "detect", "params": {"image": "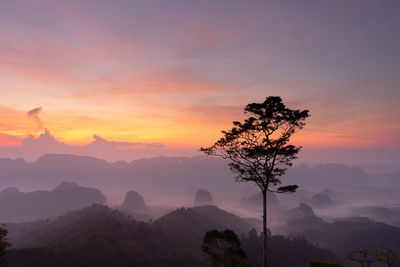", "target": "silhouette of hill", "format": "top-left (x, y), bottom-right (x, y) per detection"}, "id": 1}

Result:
top-left (282, 203), bottom-right (400, 255)
top-left (241, 230), bottom-right (339, 267)
top-left (355, 206), bottom-right (400, 226)
top-left (287, 203), bottom-right (317, 219)
top-left (193, 189), bottom-right (214, 206)
top-left (0, 187), bottom-right (19, 199)
top-left (5, 220), bottom-right (48, 243)
top-left (4, 204), bottom-right (345, 267)
top-left (120, 191), bottom-right (147, 212)
top-left (0, 182), bottom-right (106, 223)
top-left (7, 204), bottom-right (203, 267)
top-left (0, 154), bottom-right (385, 201)
top-left (117, 191), bottom-right (153, 221)
top-left (153, 205), bottom-right (253, 255)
